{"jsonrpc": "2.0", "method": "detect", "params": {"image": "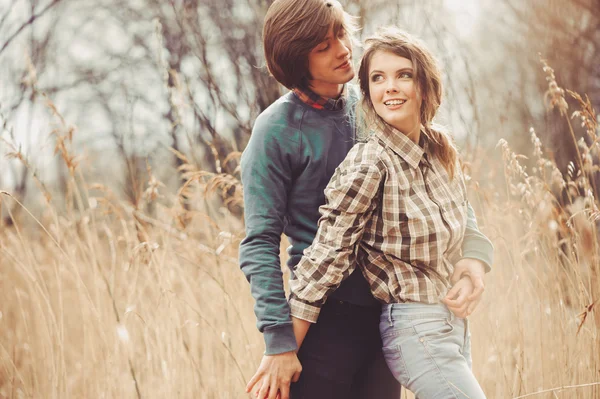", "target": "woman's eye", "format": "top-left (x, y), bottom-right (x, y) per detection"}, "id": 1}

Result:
top-left (399, 72), bottom-right (412, 79)
top-left (318, 44), bottom-right (330, 52)
top-left (371, 74), bottom-right (382, 82)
